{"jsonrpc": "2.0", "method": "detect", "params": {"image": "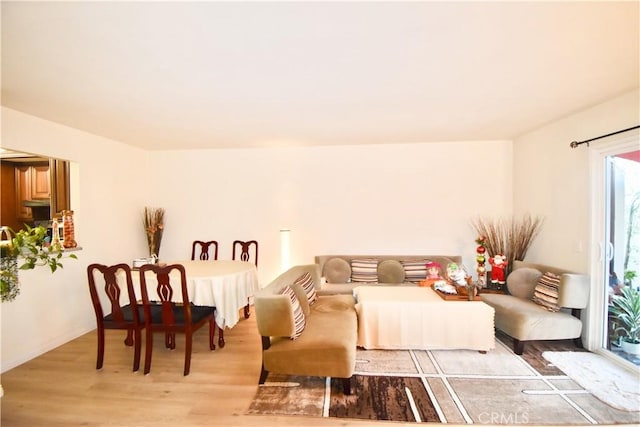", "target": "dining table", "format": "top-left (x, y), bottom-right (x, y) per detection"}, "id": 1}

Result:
top-left (125, 260), bottom-right (260, 333)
